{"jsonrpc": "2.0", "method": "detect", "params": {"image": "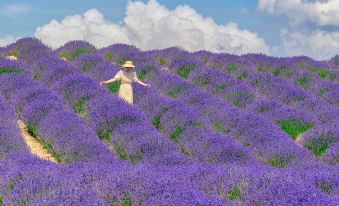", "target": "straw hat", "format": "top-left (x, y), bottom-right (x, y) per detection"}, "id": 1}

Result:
top-left (122, 60), bottom-right (135, 68)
